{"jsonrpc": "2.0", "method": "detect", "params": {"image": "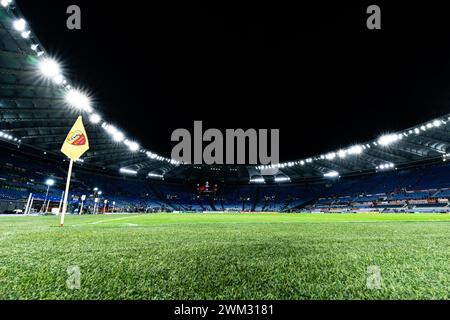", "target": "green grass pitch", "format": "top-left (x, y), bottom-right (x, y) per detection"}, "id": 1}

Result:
top-left (0, 212), bottom-right (449, 300)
